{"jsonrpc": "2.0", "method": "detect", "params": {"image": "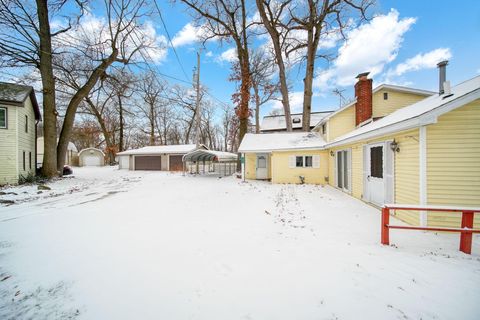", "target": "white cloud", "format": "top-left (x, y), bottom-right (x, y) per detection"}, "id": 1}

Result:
top-left (314, 9), bottom-right (416, 89)
top-left (205, 51), bottom-right (213, 57)
top-left (171, 23), bottom-right (202, 47)
top-left (215, 47), bottom-right (238, 63)
top-left (389, 48), bottom-right (452, 76)
top-left (268, 91), bottom-right (305, 114)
